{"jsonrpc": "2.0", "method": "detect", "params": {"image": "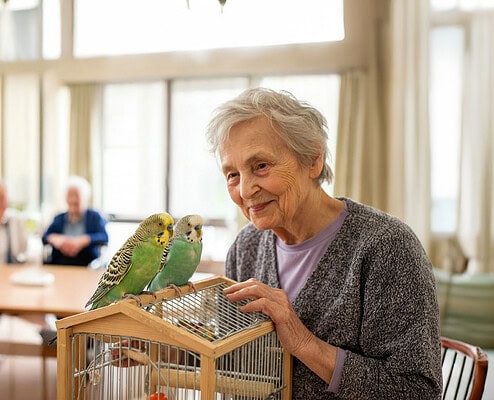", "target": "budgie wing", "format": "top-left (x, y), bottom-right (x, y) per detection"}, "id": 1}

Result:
top-left (156, 238), bottom-right (173, 274)
top-left (146, 239), bottom-right (172, 288)
top-left (85, 240), bottom-right (135, 308)
top-left (148, 240), bottom-right (202, 291)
